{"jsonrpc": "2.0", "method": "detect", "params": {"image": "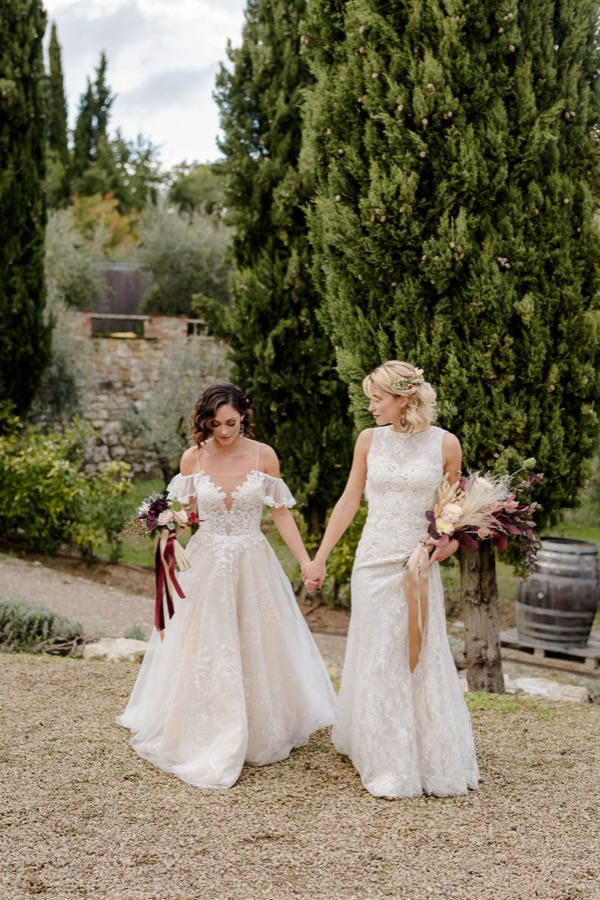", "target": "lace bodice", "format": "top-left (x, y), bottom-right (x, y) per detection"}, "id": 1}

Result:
top-left (168, 470), bottom-right (295, 536)
top-left (167, 470), bottom-right (294, 574)
top-left (356, 425), bottom-right (445, 564)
